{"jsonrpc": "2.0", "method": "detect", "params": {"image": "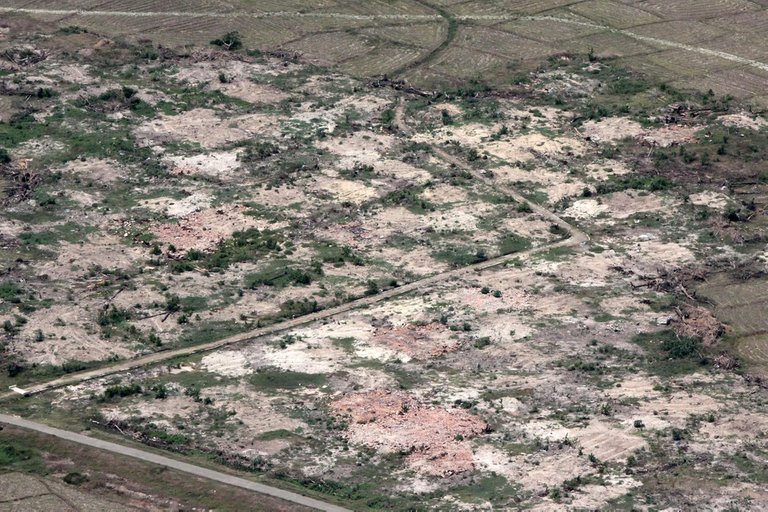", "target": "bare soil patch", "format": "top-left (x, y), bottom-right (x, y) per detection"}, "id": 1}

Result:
top-left (150, 205), bottom-right (280, 253)
top-left (370, 322), bottom-right (459, 360)
top-left (164, 150), bottom-right (242, 179)
top-left (718, 112), bottom-right (767, 130)
top-left (331, 390), bottom-right (487, 476)
top-left (134, 108), bottom-right (281, 149)
top-left (581, 117), bottom-right (645, 142)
